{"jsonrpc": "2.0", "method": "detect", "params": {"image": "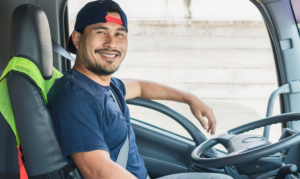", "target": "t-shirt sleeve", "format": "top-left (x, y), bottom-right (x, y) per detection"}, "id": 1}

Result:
top-left (111, 77), bottom-right (126, 97)
top-left (48, 84), bottom-right (109, 164)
